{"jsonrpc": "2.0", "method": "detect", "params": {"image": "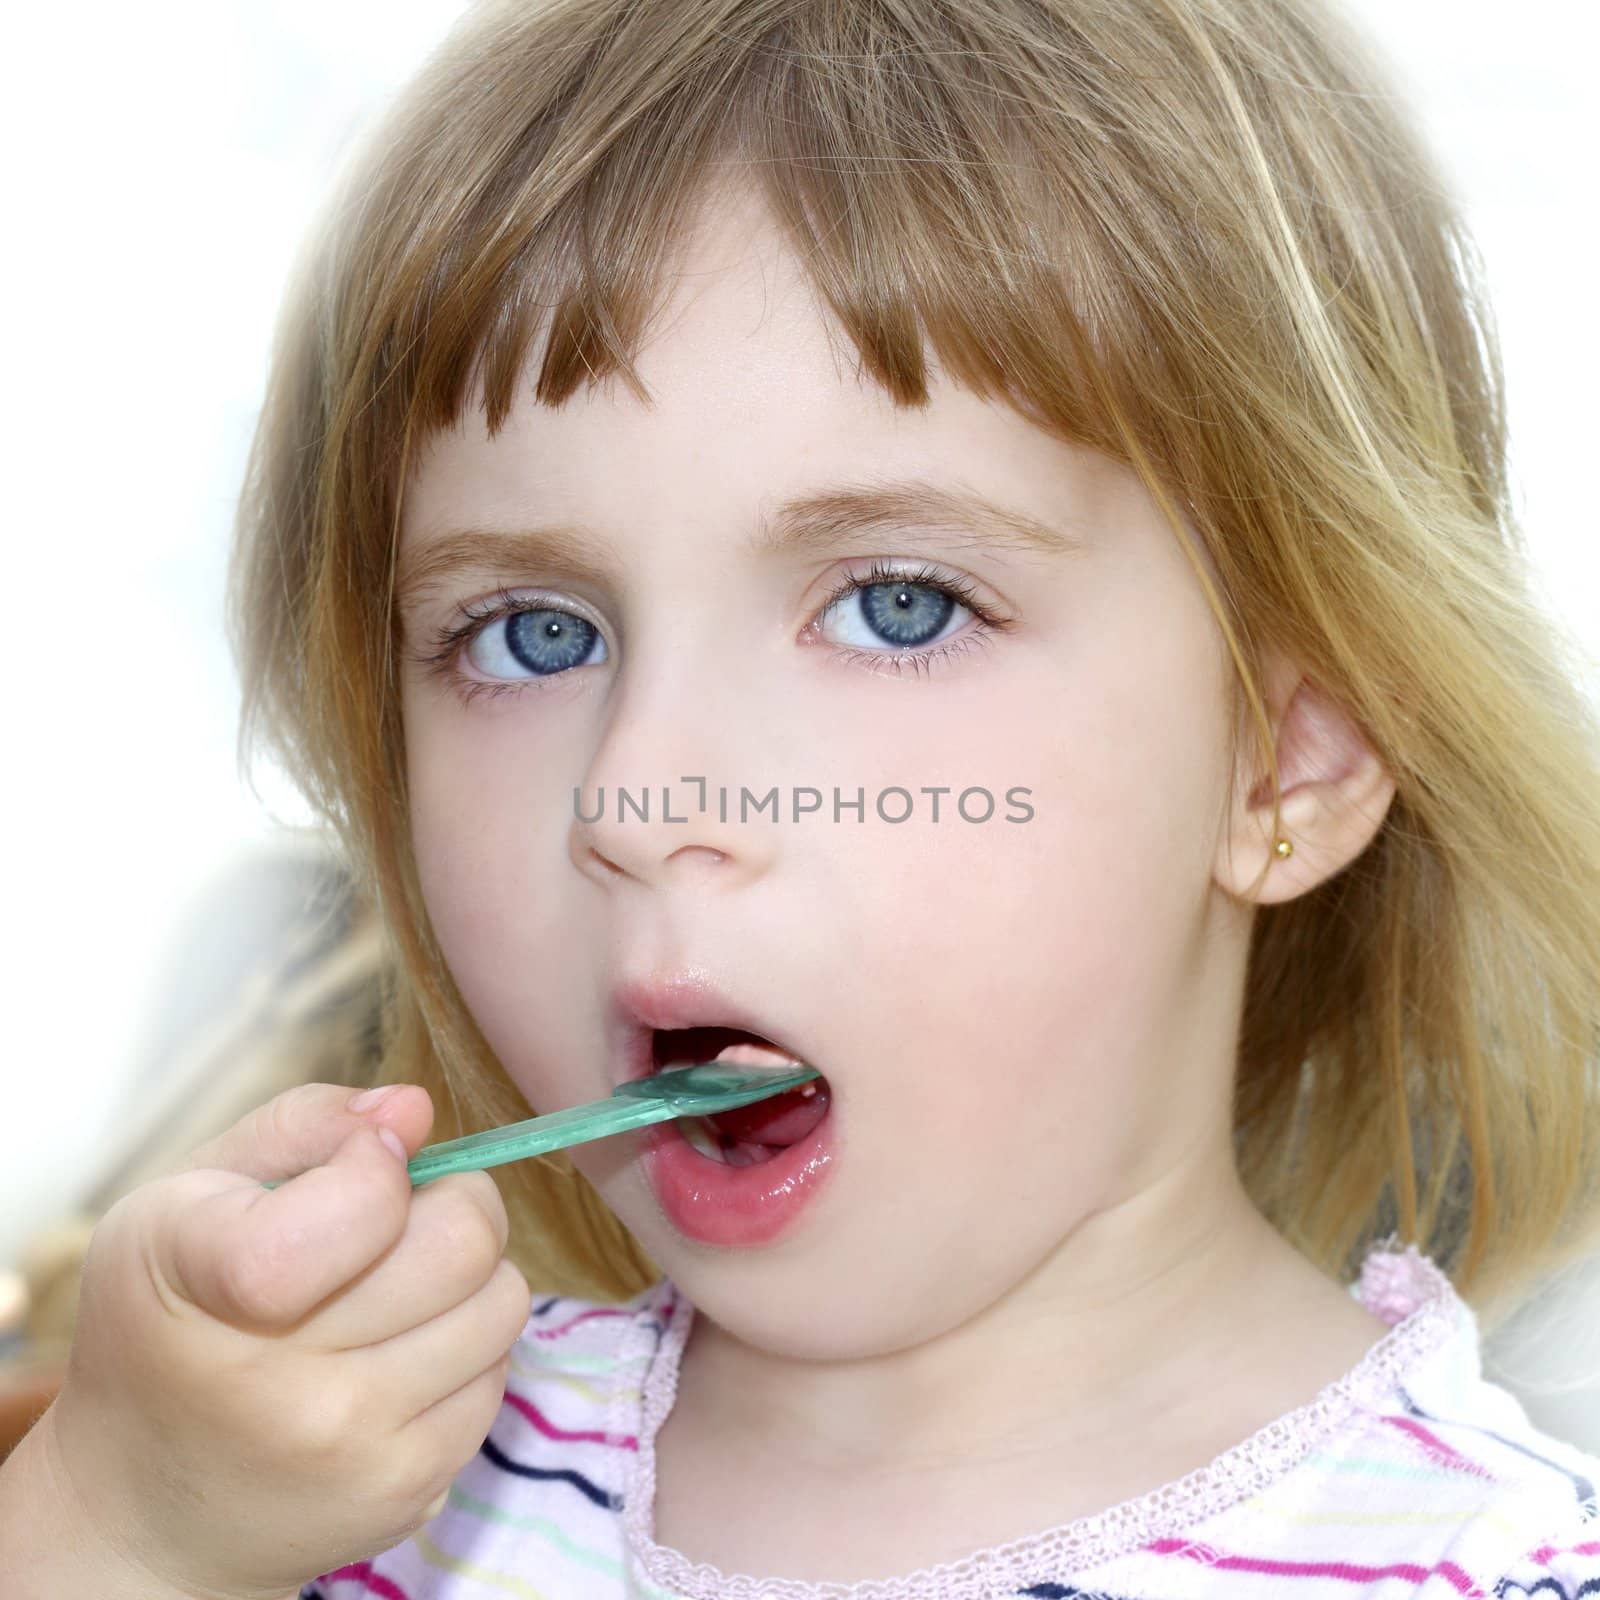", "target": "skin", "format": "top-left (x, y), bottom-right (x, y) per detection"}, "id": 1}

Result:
top-left (397, 183), bottom-right (1399, 1579)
